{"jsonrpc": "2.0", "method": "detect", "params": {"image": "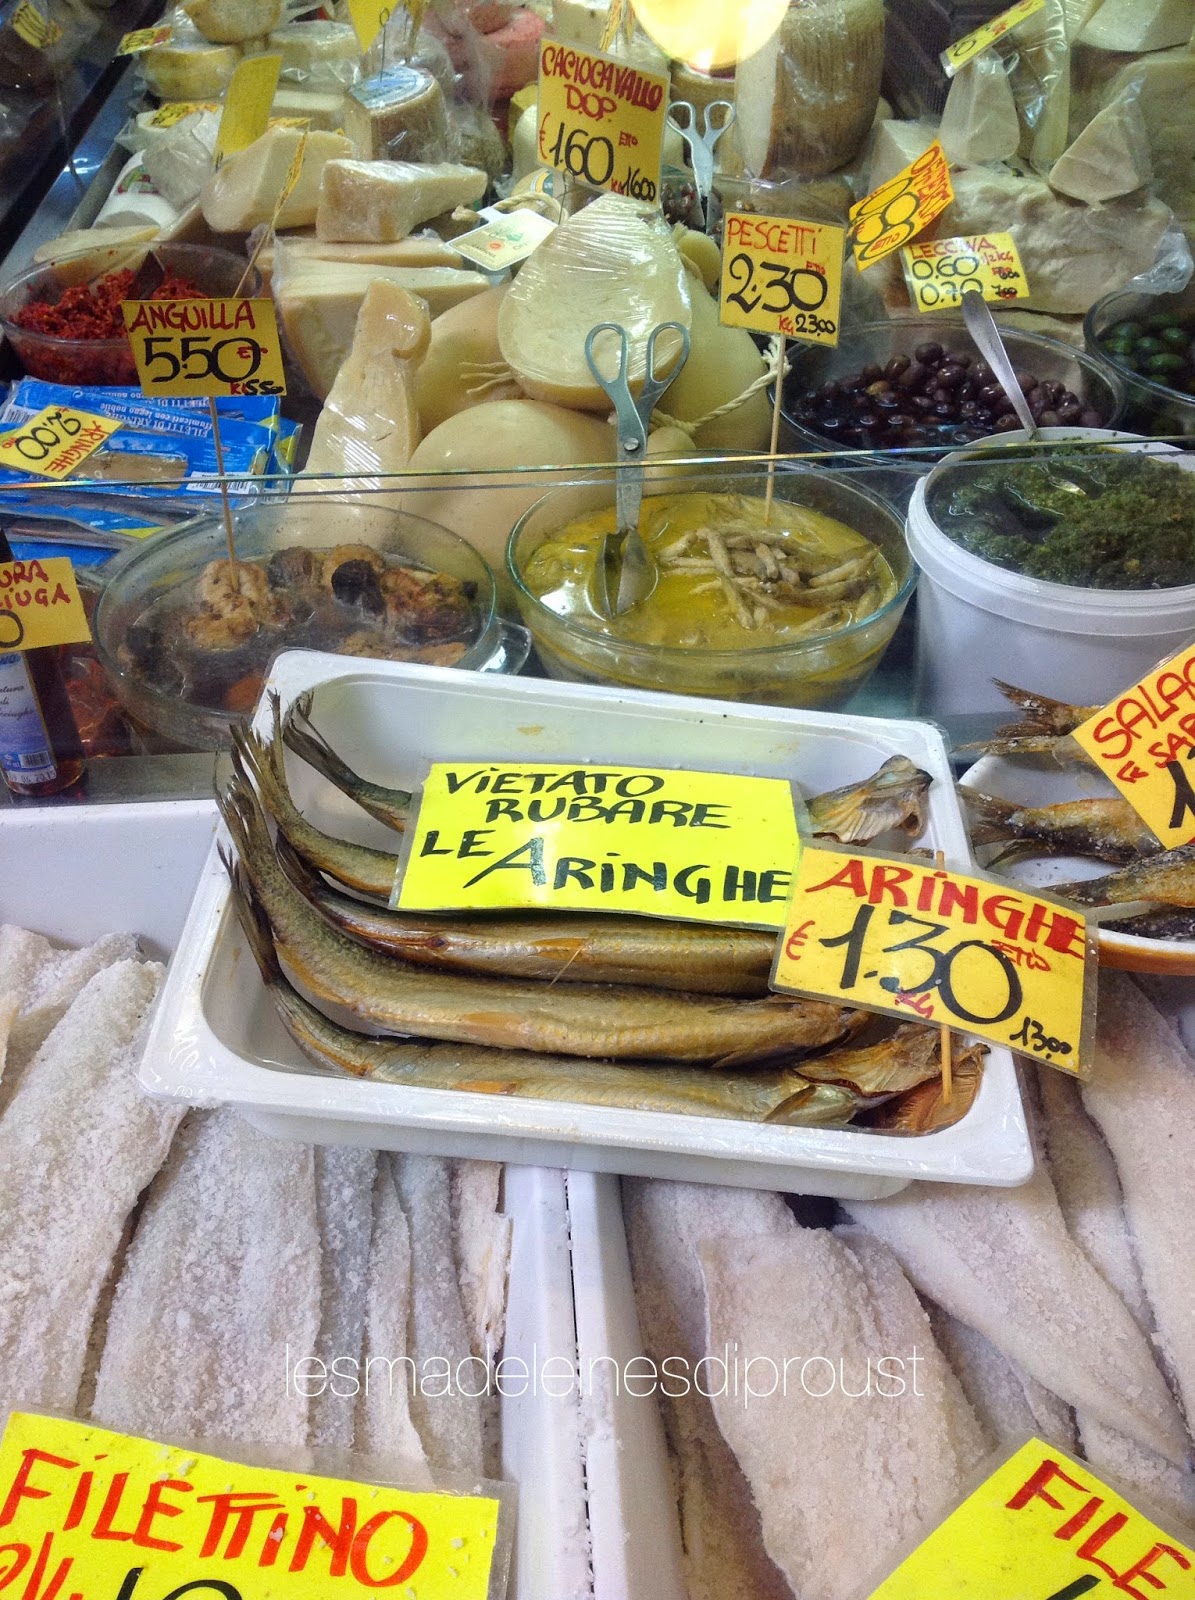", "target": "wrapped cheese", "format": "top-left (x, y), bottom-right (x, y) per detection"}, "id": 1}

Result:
top-left (255, 232), bottom-right (463, 291)
top-left (497, 193), bottom-right (692, 412)
top-left (735, 0), bottom-right (884, 179)
top-left (1049, 89), bottom-right (1152, 201)
top-left (268, 20), bottom-right (360, 84)
top-left (183, 0), bottom-right (282, 44)
top-left (414, 284), bottom-right (521, 433)
top-left (31, 226), bottom-right (158, 285)
top-left (269, 86), bottom-right (349, 130)
top-left (344, 65), bottom-right (450, 161)
top-left (316, 160), bottom-right (487, 242)
top-left (1074, 50), bottom-right (1195, 226)
top-left (940, 56), bottom-right (1020, 167)
top-left (200, 126), bottom-right (353, 232)
top-left (863, 118), bottom-right (937, 192)
top-left (142, 37), bottom-right (242, 100)
top-left (1079, 0), bottom-right (1195, 52)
